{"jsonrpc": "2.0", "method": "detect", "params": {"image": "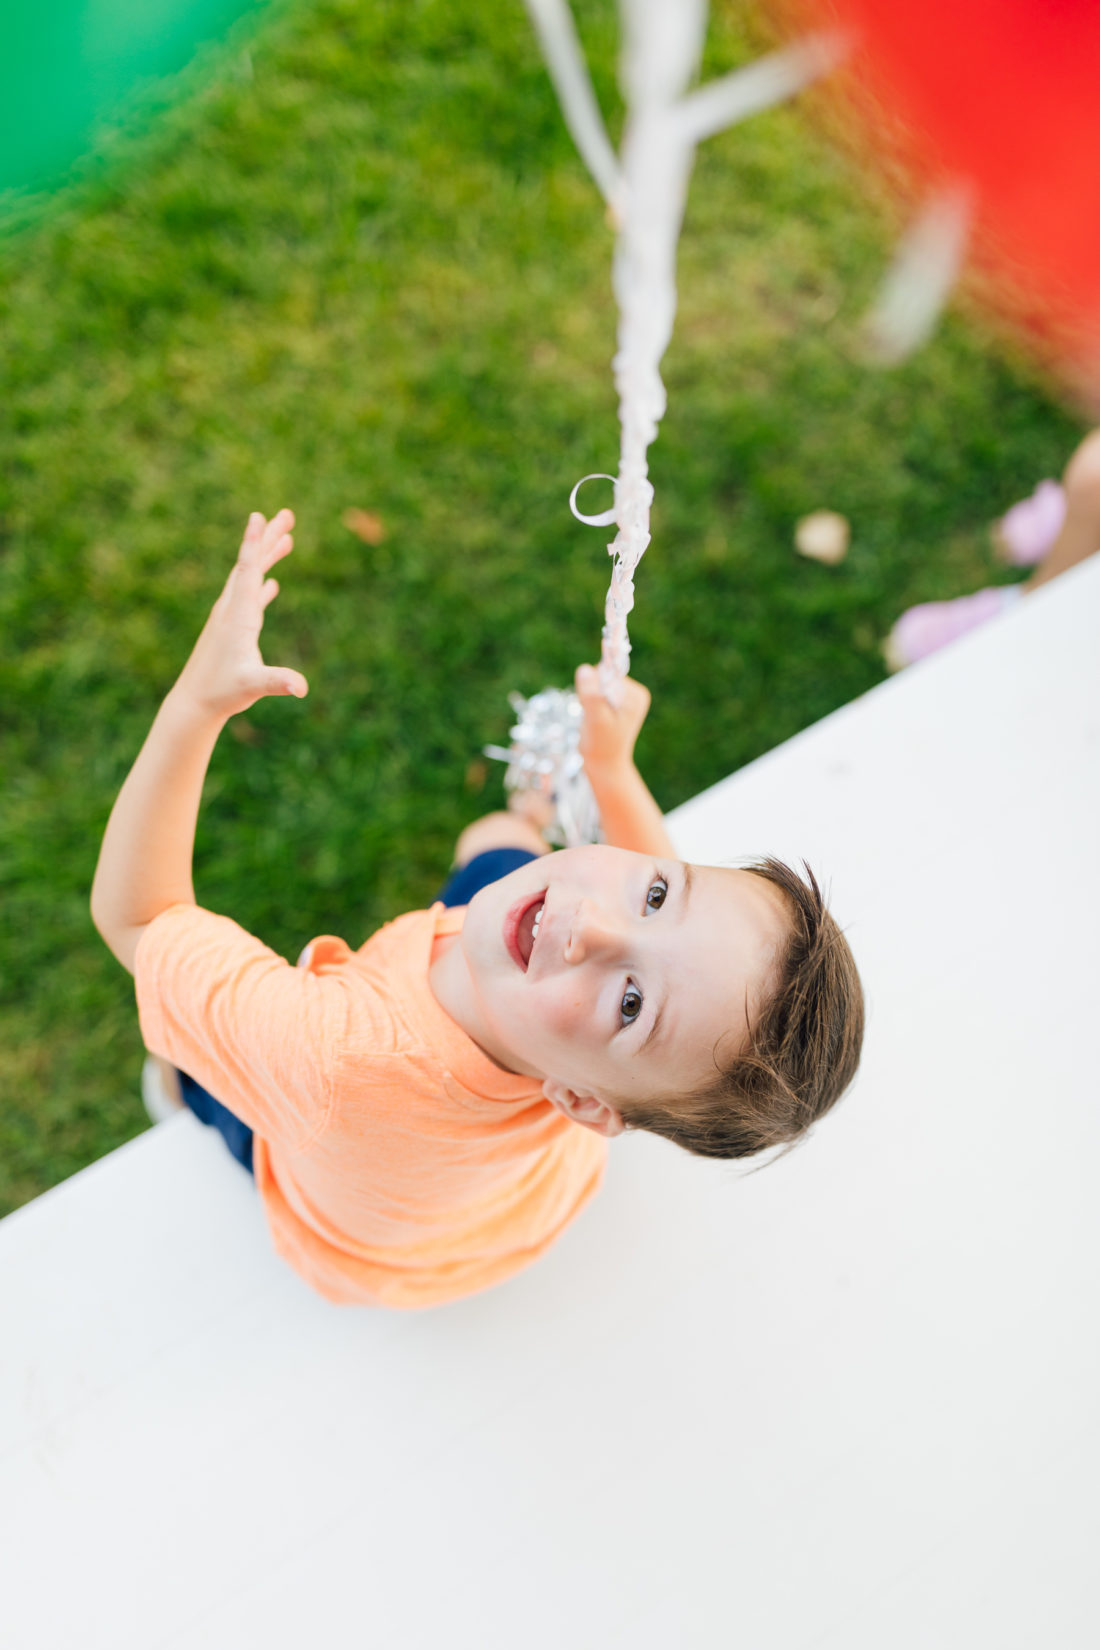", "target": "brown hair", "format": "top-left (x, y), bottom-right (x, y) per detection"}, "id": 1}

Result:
top-left (621, 858), bottom-right (864, 1161)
